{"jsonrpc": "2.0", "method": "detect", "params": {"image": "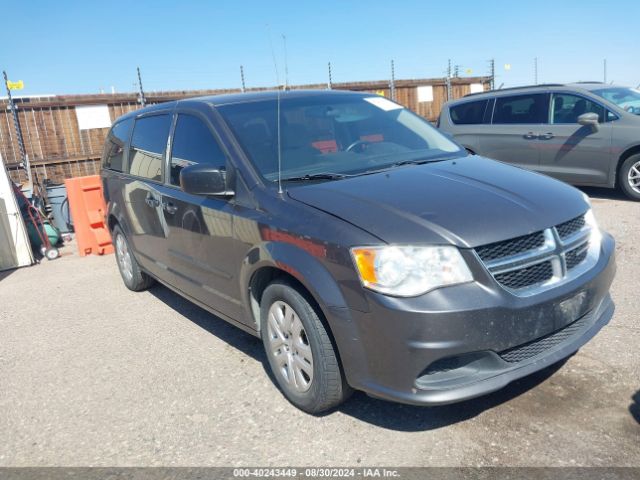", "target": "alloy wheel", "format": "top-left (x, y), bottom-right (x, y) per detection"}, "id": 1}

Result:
top-left (115, 233), bottom-right (133, 282)
top-left (266, 300), bottom-right (314, 392)
top-left (628, 160), bottom-right (640, 194)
